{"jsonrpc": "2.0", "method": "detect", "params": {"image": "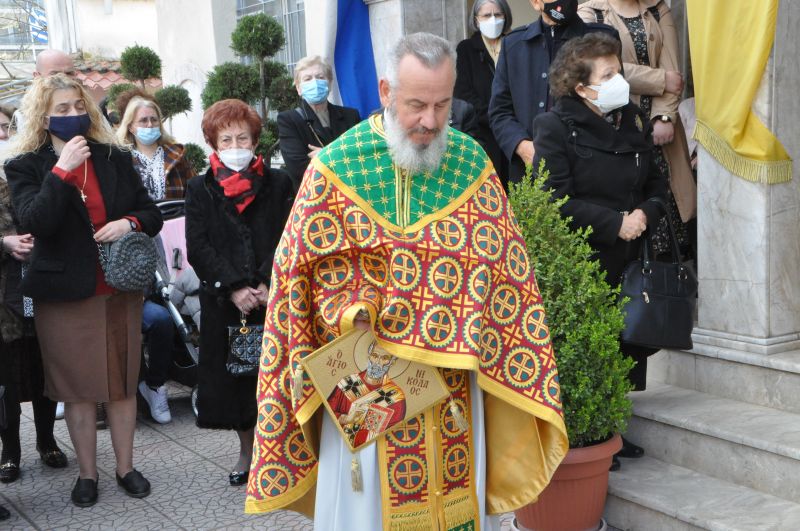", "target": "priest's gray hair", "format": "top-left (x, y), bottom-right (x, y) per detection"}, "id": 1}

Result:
top-left (384, 32), bottom-right (456, 89)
